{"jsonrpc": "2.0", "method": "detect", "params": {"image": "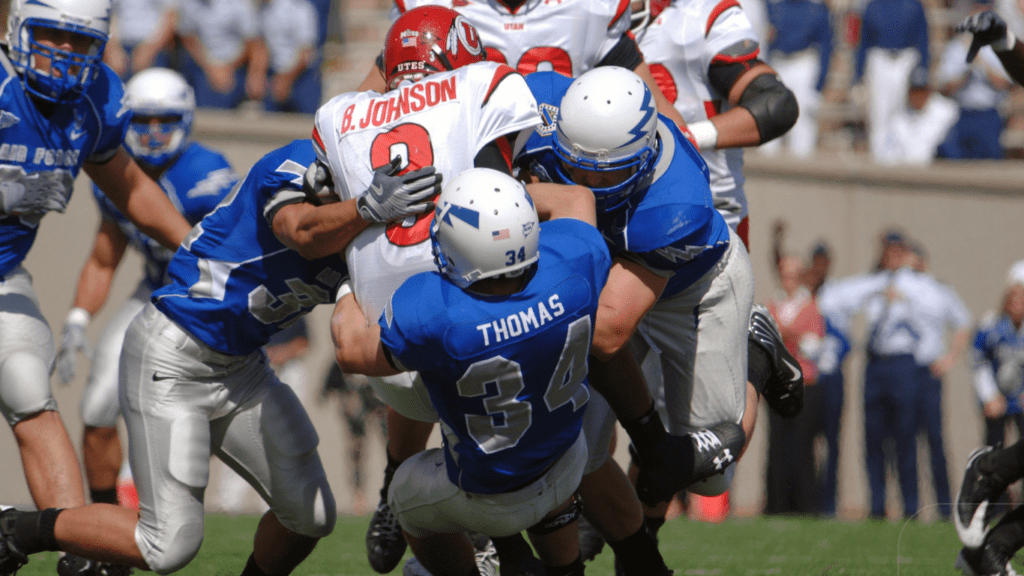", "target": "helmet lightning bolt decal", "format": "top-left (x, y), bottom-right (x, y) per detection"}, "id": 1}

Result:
top-left (625, 88), bottom-right (655, 146)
